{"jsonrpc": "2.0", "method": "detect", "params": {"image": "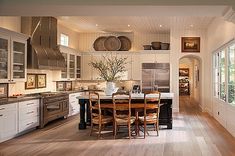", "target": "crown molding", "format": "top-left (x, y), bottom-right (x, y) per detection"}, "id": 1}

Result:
top-left (223, 7), bottom-right (235, 23)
